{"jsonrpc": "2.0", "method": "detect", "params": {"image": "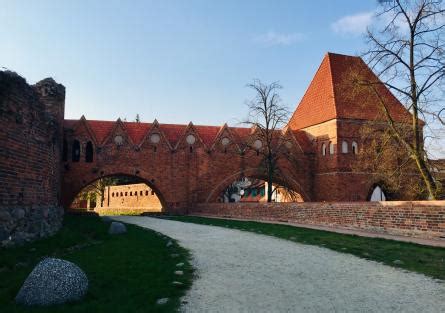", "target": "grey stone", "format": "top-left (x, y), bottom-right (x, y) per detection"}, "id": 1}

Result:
top-left (11, 232), bottom-right (31, 246)
top-left (0, 211), bottom-right (12, 223)
top-left (12, 208), bottom-right (26, 220)
top-left (172, 281), bottom-right (184, 286)
top-left (0, 226), bottom-right (9, 241)
top-left (108, 222), bottom-right (127, 235)
top-left (171, 253), bottom-right (180, 258)
top-left (15, 258), bottom-right (88, 306)
top-left (156, 298), bottom-right (169, 305)
top-left (174, 270), bottom-right (184, 275)
top-left (166, 240), bottom-right (173, 247)
top-left (176, 262), bottom-right (184, 267)
top-left (393, 259), bottom-right (405, 265)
